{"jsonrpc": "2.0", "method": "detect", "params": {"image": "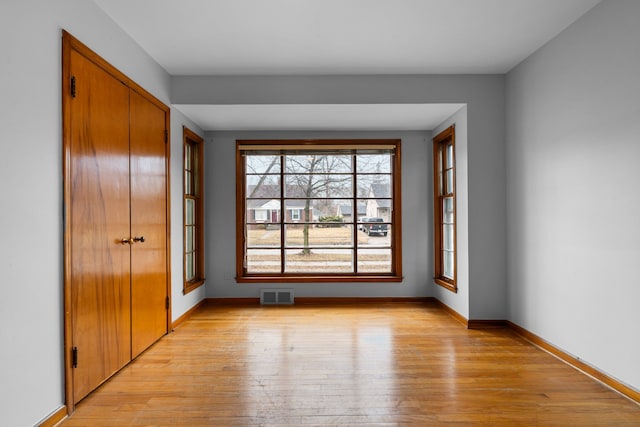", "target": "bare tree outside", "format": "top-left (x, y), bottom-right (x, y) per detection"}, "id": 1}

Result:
top-left (284, 154), bottom-right (351, 254)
